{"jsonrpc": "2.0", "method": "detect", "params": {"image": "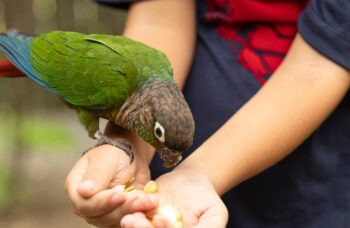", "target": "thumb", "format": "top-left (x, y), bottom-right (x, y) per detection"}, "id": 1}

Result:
top-left (77, 144), bottom-right (133, 198)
